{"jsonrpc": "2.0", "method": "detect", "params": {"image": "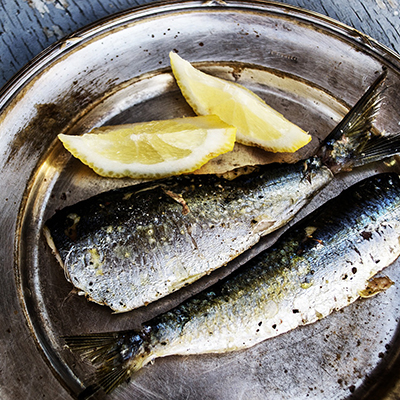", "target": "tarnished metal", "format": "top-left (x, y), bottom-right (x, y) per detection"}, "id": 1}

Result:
top-left (1, 1), bottom-right (400, 399)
